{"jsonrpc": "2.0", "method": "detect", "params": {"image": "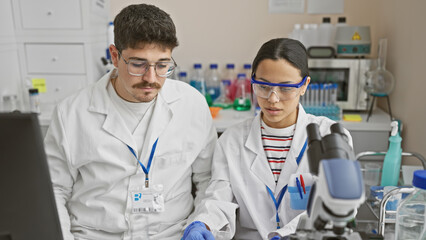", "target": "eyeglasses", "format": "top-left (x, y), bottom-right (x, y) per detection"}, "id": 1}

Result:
top-left (118, 51), bottom-right (177, 77)
top-left (251, 75), bottom-right (307, 101)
